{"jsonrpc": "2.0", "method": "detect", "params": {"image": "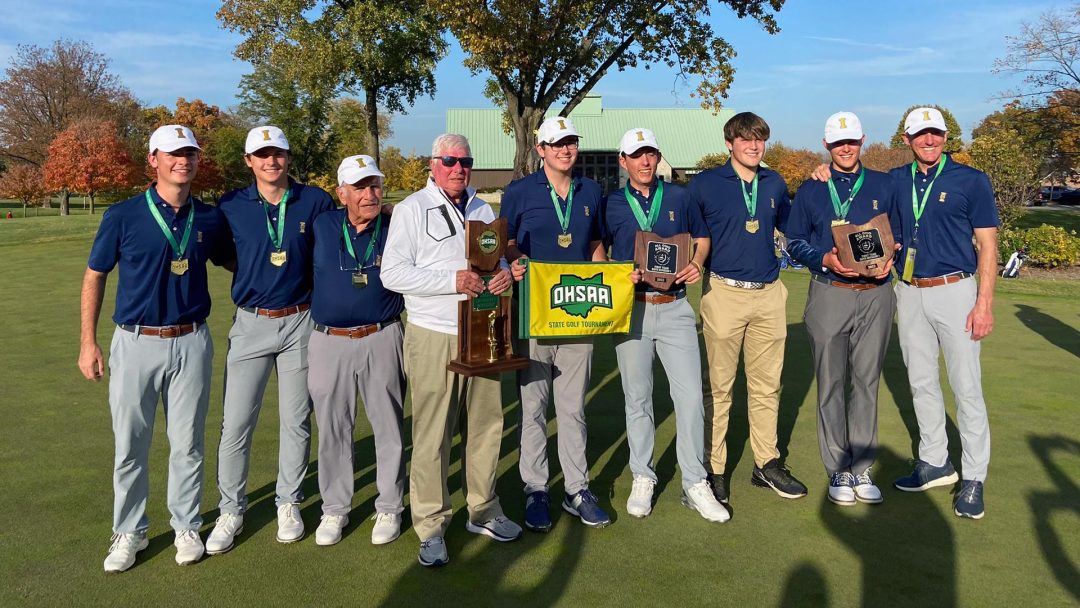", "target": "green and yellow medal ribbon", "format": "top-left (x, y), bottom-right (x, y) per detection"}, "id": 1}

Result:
top-left (342, 212), bottom-right (383, 268)
top-left (145, 190), bottom-right (194, 260)
top-left (260, 188), bottom-right (290, 250)
top-left (623, 180), bottom-right (664, 231)
top-left (826, 168), bottom-right (865, 222)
